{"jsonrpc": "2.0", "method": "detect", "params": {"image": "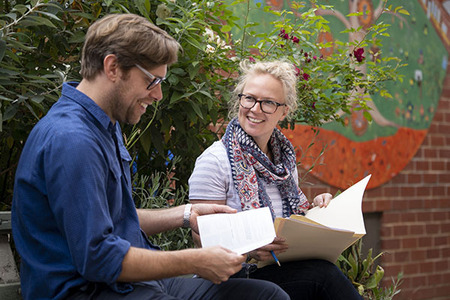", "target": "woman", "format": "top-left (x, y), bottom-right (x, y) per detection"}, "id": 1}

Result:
top-left (188, 60), bottom-right (362, 299)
